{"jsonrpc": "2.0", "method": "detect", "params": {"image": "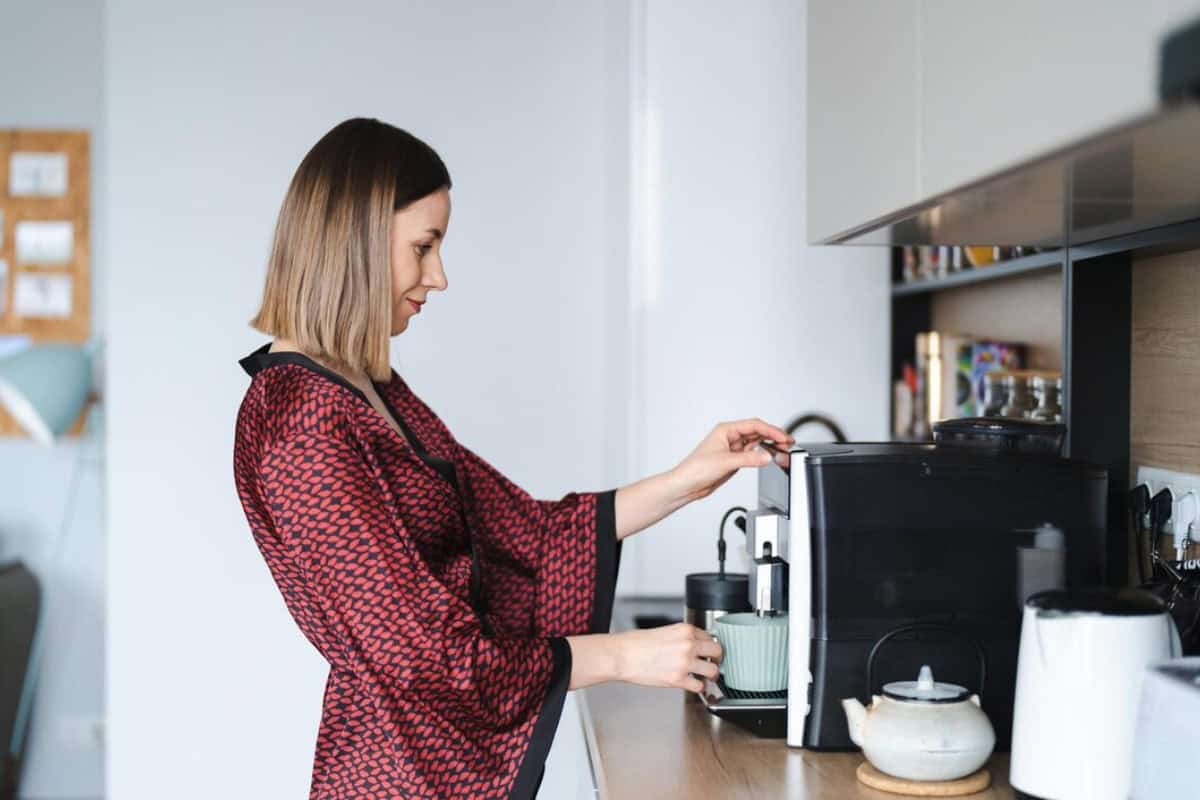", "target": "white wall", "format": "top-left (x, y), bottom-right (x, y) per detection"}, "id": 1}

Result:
top-left (808, 0), bottom-right (1200, 242)
top-left (0, 2), bottom-right (106, 797)
top-left (104, 2), bottom-right (629, 798)
top-left (622, 0), bottom-right (889, 594)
